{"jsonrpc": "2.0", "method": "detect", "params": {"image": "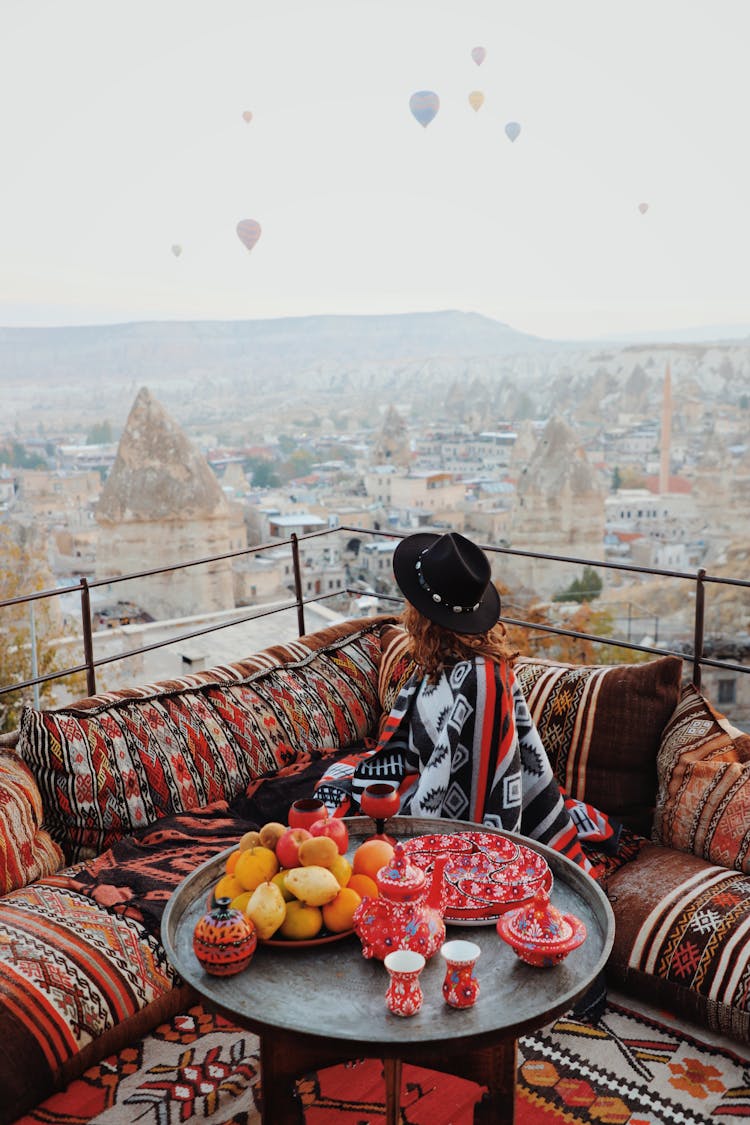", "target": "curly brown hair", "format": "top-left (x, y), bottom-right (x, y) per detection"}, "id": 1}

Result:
top-left (401, 599), bottom-right (518, 681)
